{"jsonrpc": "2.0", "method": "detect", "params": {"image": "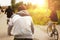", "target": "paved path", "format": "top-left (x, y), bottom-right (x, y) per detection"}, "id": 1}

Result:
top-left (0, 13), bottom-right (14, 40)
top-left (0, 13), bottom-right (60, 40)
